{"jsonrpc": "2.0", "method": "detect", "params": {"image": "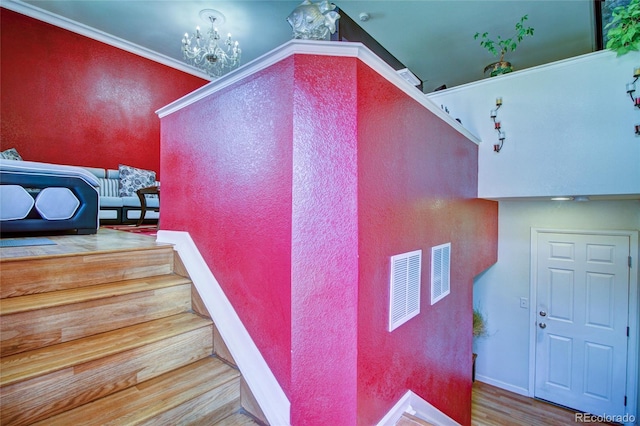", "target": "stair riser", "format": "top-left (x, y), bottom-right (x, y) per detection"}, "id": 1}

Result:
top-left (1, 325), bottom-right (213, 426)
top-left (1, 284), bottom-right (192, 357)
top-left (0, 247), bottom-right (174, 298)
